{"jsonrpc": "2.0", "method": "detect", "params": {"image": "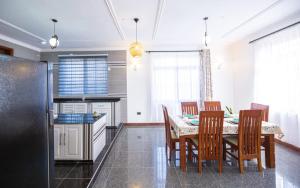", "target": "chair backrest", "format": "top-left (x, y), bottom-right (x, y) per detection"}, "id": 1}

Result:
top-left (204, 101), bottom-right (221, 111)
top-left (238, 110), bottom-right (262, 157)
top-left (250, 103), bottom-right (269, 122)
top-left (198, 111), bottom-right (224, 160)
top-left (162, 105), bottom-right (172, 146)
top-left (181, 101), bottom-right (198, 115)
